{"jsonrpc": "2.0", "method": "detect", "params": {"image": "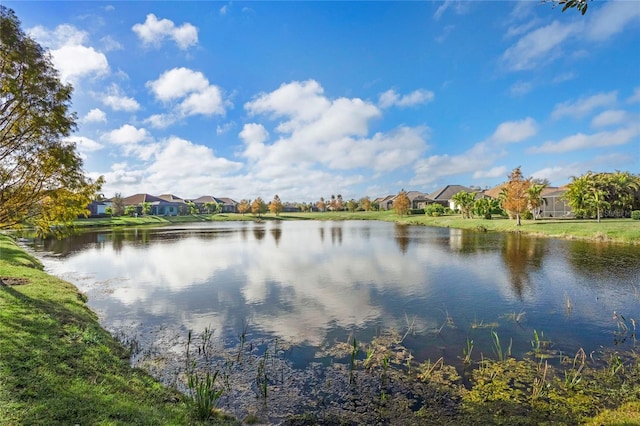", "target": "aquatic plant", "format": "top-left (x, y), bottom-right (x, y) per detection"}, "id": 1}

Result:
top-left (462, 337), bottom-right (474, 366)
top-left (184, 330), bottom-right (224, 420)
top-left (491, 330), bottom-right (512, 362)
top-left (349, 337), bottom-right (359, 385)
